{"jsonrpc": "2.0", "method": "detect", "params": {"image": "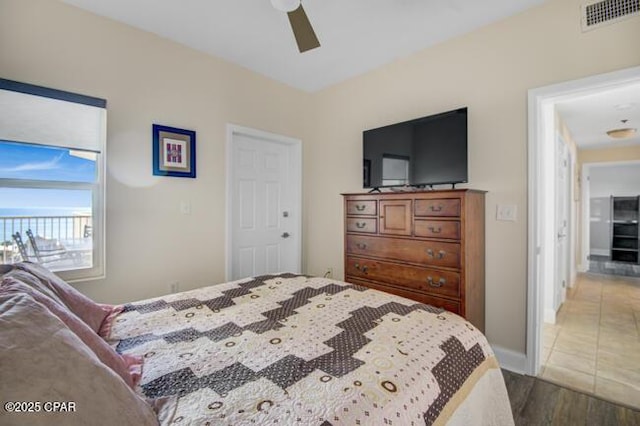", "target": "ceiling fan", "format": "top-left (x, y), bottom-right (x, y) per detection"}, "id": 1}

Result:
top-left (271, 0), bottom-right (320, 53)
